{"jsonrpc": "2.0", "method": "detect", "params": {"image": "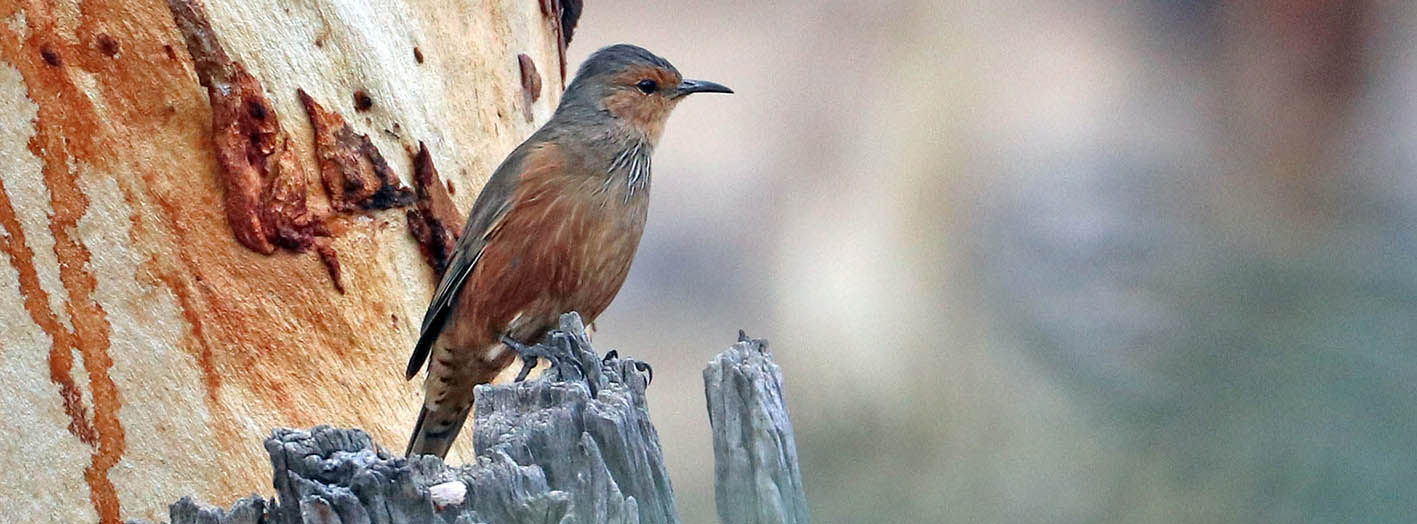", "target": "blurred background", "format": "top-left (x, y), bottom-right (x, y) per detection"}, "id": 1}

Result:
top-left (569, 1), bottom-right (1417, 521)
